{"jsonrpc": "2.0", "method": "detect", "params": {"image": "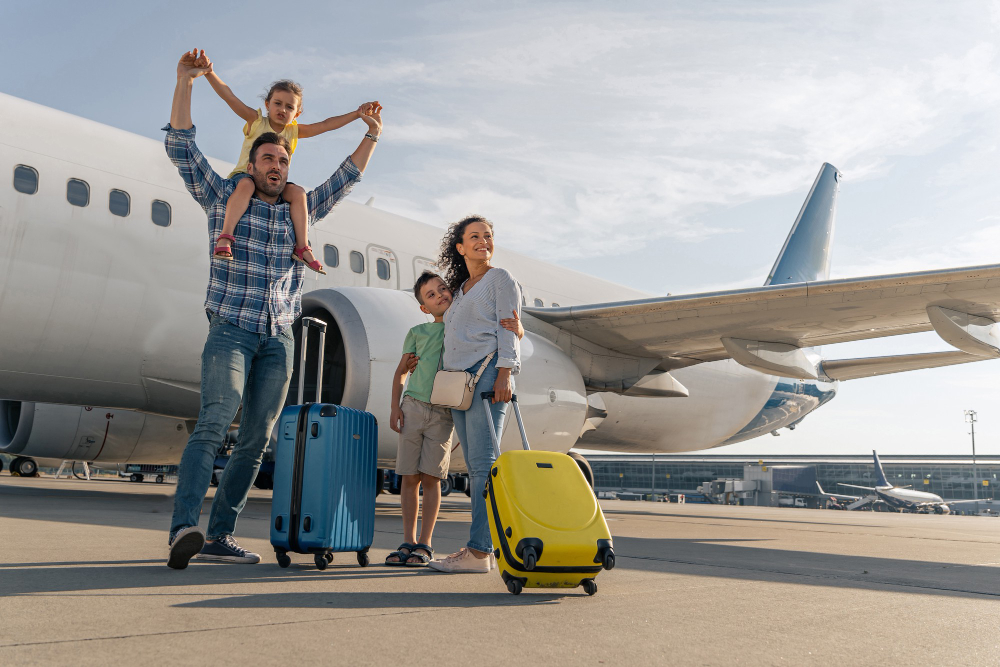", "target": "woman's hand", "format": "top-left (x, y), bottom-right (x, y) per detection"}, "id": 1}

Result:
top-left (389, 405), bottom-right (404, 433)
top-left (403, 353), bottom-right (419, 374)
top-left (492, 368), bottom-right (513, 403)
top-left (499, 310), bottom-right (524, 340)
